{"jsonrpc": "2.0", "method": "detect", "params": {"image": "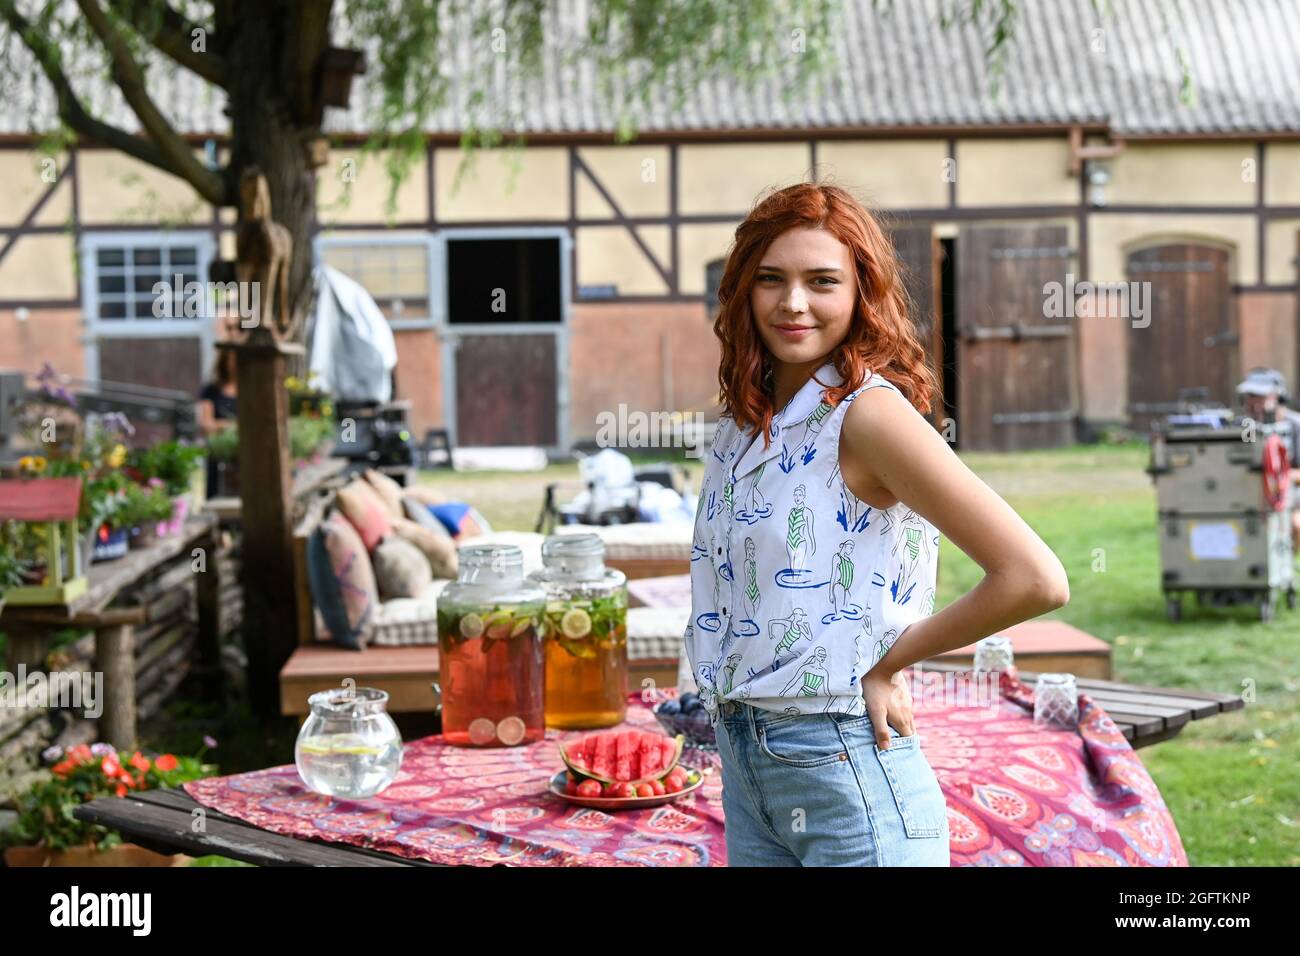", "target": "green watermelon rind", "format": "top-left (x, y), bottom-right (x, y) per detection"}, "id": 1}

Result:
top-left (559, 731), bottom-right (685, 786)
